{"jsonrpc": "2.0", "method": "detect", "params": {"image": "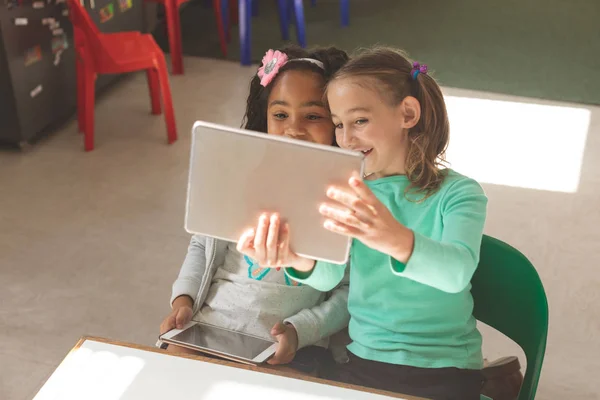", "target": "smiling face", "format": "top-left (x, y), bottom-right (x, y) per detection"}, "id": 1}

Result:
top-left (266, 70), bottom-right (335, 145)
top-left (327, 78), bottom-right (421, 178)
